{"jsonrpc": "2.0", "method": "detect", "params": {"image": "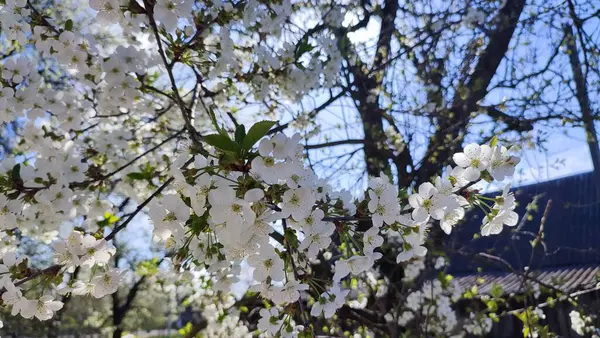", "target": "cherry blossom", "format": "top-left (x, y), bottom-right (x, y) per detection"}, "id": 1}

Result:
top-left (30, 296), bottom-right (64, 321)
top-left (481, 184), bottom-right (519, 236)
top-left (91, 269), bottom-right (122, 298)
top-left (310, 284), bottom-right (349, 318)
top-left (247, 246), bottom-right (285, 282)
top-left (409, 182), bottom-right (447, 221)
top-left (258, 307), bottom-right (283, 335)
top-left (452, 143), bottom-right (493, 181)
